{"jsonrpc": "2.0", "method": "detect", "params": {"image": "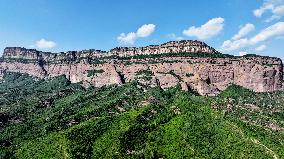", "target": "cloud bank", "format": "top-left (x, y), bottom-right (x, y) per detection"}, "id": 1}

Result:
top-left (35, 39), bottom-right (56, 49)
top-left (221, 22), bottom-right (284, 52)
top-left (183, 17), bottom-right (225, 40)
top-left (232, 23), bottom-right (255, 40)
top-left (117, 24), bottom-right (156, 45)
top-left (254, 0), bottom-right (284, 22)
